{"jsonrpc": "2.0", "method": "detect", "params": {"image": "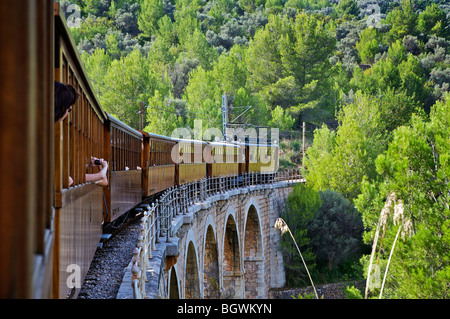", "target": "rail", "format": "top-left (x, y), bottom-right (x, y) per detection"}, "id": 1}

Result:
top-left (131, 169), bottom-right (303, 299)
